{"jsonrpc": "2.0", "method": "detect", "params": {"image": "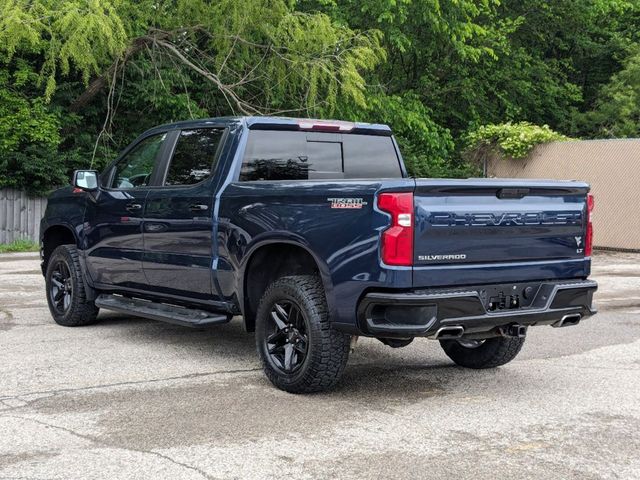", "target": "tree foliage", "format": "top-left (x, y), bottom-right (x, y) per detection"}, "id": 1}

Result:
top-left (582, 49), bottom-right (640, 137)
top-left (1, 0), bottom-right (640, 194)
top-left (0, 0), bottom-right (128, 100)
